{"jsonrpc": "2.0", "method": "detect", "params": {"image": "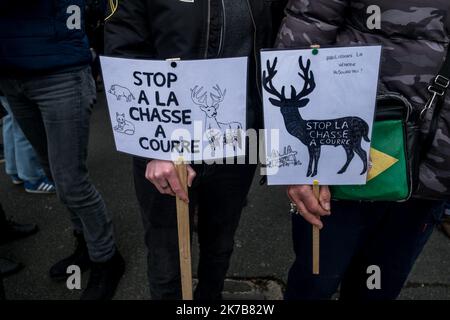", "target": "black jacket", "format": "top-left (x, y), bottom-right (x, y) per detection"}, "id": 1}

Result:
top-left (0, 0), bottom-right (92, 75)
top-left (104, 0), bottom-right (287, 128)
